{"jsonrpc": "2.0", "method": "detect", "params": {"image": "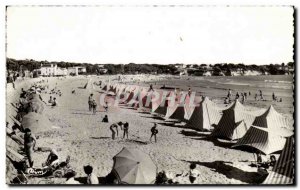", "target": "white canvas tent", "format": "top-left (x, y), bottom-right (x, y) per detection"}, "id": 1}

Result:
top-left (185, 97), bottom-right (222, 131)
top-left (252, 105), bottom-right (292, 131)
top-left (232, 126), bottom-right (291, 155)
top-left (211, 100), bottom-right (256, 140)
